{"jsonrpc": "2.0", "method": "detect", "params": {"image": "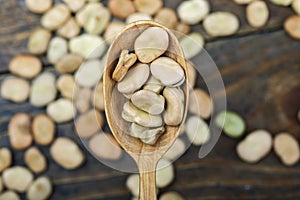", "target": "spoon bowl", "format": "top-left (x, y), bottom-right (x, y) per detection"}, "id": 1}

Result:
top-left (103, 21), bottom-right (189, 200)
